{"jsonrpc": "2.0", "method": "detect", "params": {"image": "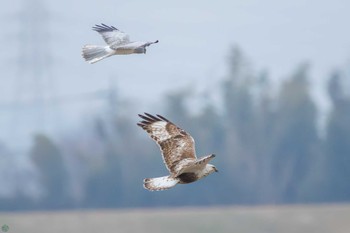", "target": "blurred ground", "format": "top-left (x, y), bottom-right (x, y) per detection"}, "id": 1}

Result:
top-left (0, 204), bottom-right (349, 233)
